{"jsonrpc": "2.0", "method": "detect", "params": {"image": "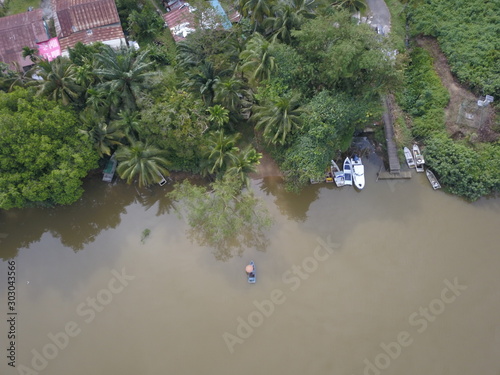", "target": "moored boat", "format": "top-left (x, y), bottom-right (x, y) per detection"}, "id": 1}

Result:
top-left (426, 169), bottom-right (441, 190)
top-left (343, 157), bottom-right (353, 186)
top-left (331, 160), bottom-right (345, 187)
top-left (351, 155), bottom-right (365, 190)
top-left (412, 144), bottom-right (425, 173)
top-left (246, 261), bottom-right (256, 283)
top-left (403, 147), bottom-right (415, 168)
